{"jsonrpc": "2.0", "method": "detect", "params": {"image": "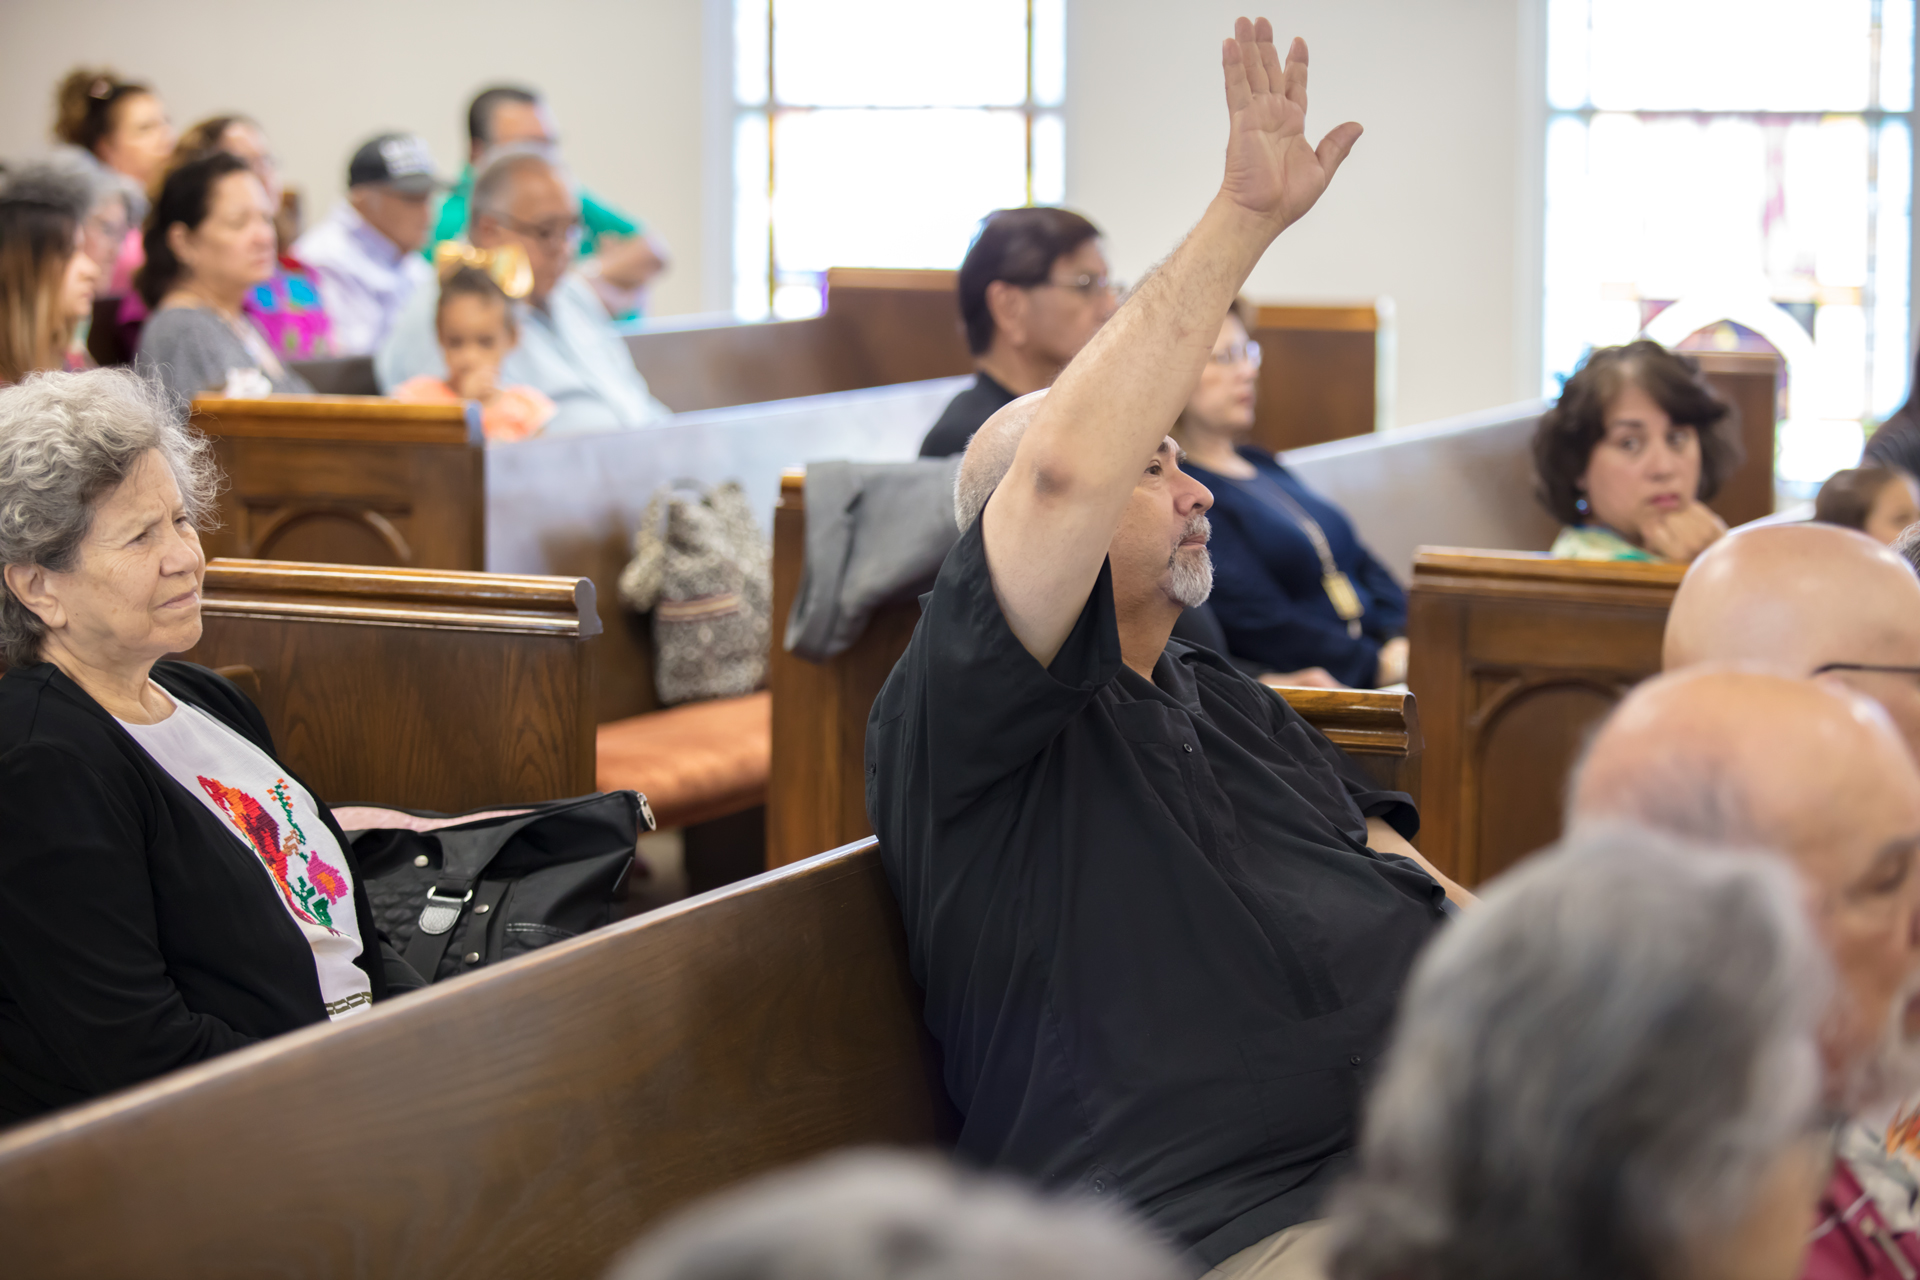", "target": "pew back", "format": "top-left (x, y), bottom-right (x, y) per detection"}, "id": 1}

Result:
top-left (627, 273), bottom-right (1389, 454)
top-left (0, 839), bottom-right (948, 1280)
top-left (180, 559), bottom-right (599, 811)
top-left (1285, 352), bottom-right (1780, 576)
top-left (192, 396), bottom-right (483, 568)
top-left (765, 472), bottom-right (1425, 866)
top-left (1251, 301), bottom-right (1387, 450)
top-left (1405, 549), bottom-right (1685, 886)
